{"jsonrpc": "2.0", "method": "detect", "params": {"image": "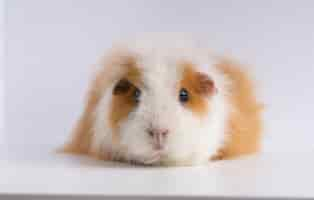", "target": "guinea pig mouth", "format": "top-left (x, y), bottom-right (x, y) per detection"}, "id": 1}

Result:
top-left (143, 153), bottom-right (163, 165)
